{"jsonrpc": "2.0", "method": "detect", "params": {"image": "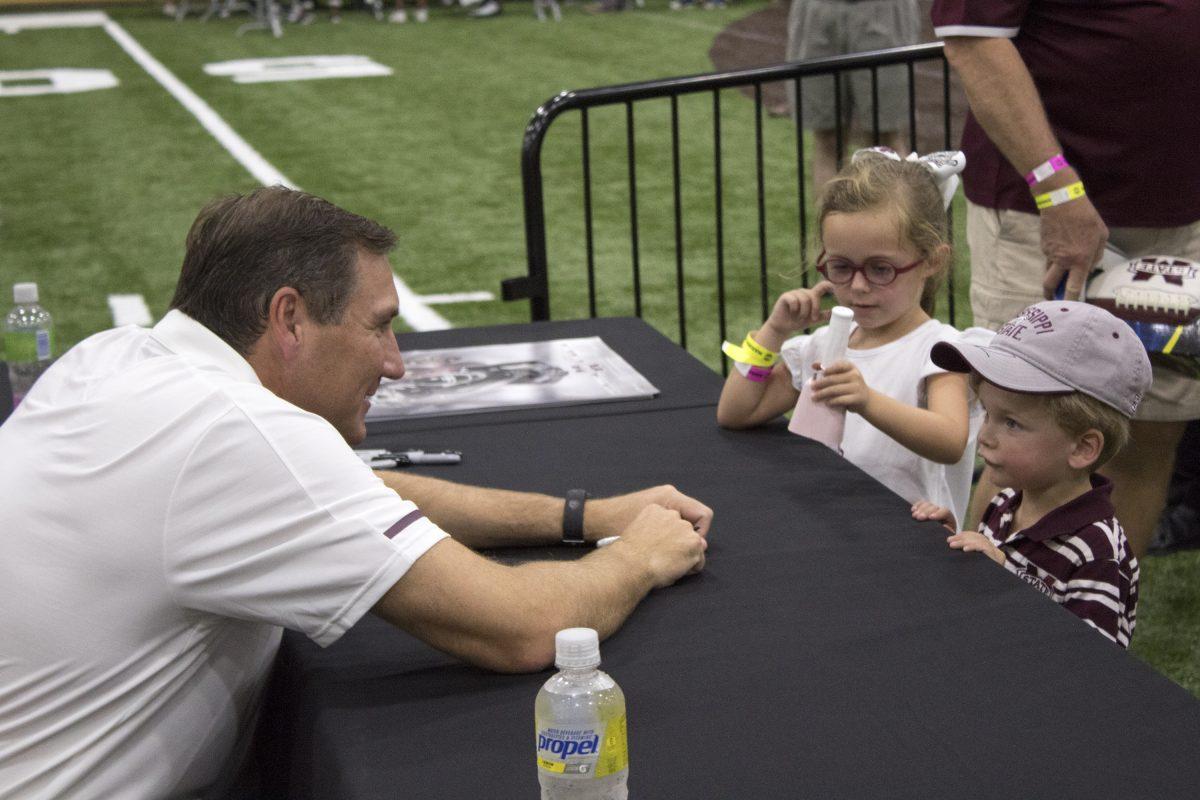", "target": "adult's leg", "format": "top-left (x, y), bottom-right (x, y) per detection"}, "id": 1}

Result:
top-left (961, 204), bottom-right (1047, 529)
top-left (1105, 223), bottom-right (1200, 556)
top-left (811, 129), bottom-right (840, 190)
top-left (1101, 420), bottom-right (1187, 558)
